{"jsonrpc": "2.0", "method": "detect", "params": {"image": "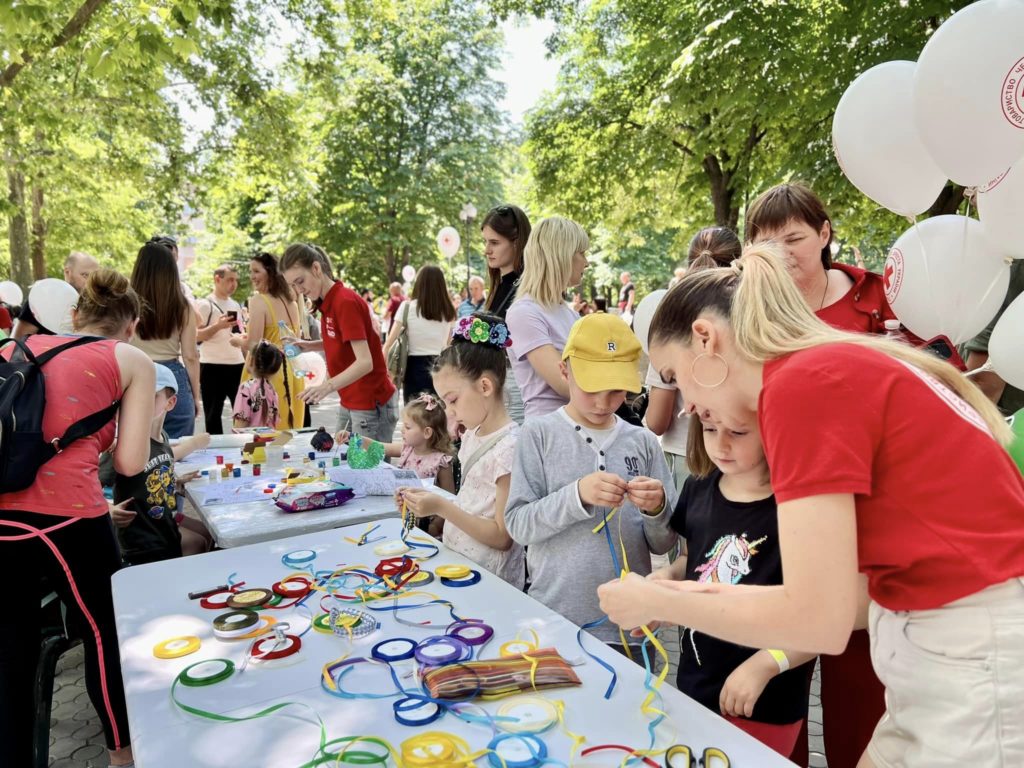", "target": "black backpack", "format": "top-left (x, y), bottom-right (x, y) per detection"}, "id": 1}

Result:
top-left (0, 336), bottom-right (120, 493)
